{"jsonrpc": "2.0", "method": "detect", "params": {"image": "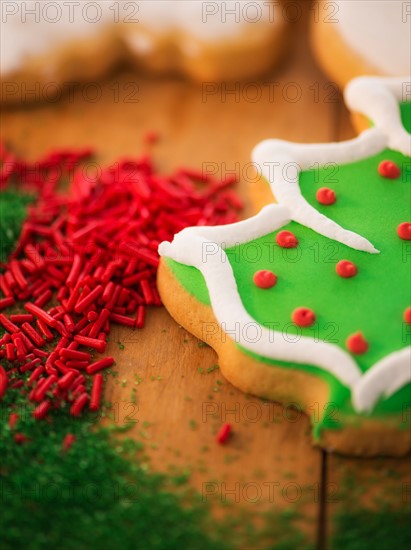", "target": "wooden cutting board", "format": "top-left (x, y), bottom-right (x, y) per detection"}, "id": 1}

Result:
top-left (2, 4), bottom-right (409, 548)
